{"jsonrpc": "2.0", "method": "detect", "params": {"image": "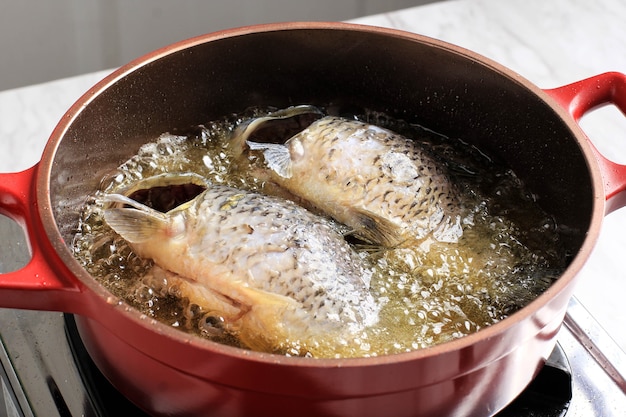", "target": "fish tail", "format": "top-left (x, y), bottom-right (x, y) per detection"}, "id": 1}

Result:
top-left (103, 194), bottom-right (170, 243)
